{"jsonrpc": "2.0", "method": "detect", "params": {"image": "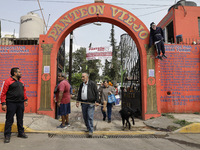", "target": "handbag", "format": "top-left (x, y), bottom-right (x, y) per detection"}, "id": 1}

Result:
top-left (108, 94), bottom-right (116, 103)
